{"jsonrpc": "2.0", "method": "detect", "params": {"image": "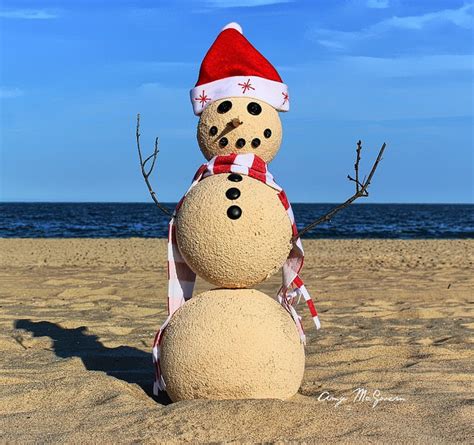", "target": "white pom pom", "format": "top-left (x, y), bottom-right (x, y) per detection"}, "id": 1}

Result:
top-left (221, 22), bottom-right (243, 34)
